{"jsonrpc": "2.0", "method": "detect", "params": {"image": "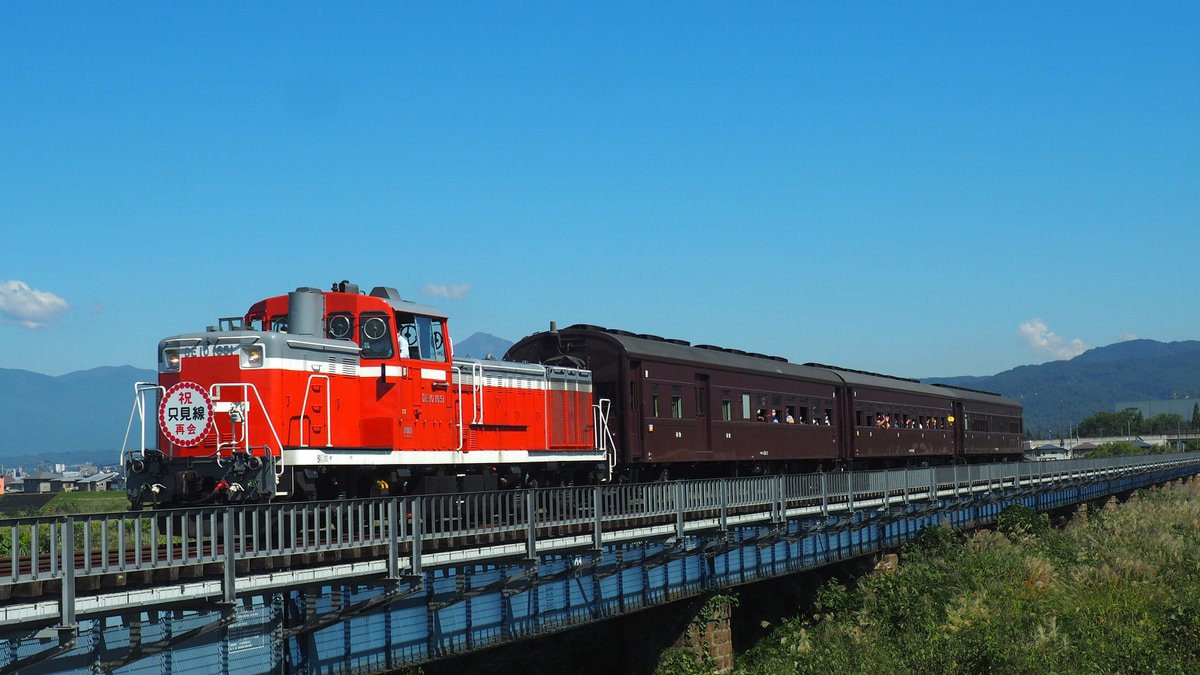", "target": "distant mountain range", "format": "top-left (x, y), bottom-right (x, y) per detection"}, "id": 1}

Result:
top-left (3, 337), bottom-right (1194, 463)
top-left (923, 339), bottom-right (1200, 434)
top-left (454, 332), bottom-right (515, 360)
top-left (0, 365), bottom-right (157, 468)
